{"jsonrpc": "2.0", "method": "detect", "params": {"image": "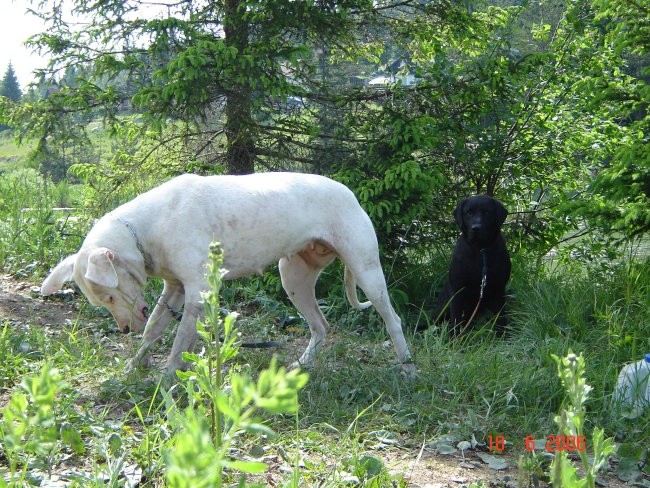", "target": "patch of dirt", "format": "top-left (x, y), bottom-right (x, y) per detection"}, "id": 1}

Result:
top-left (0, 275), bottom-right (640, 487)
top-left (383, 447), bottom-right (635, 488)
top-left (385, 447), bottom-right (519, 487)
top-left (0, 274), bottom-right (79, 328)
